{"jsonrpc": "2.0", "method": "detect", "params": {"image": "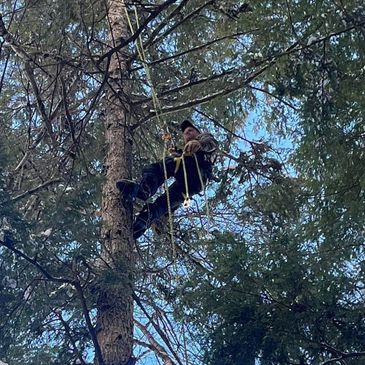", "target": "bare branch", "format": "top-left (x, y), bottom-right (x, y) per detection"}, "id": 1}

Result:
top-left (192, 108), bottom-right (255, 144)
top-left (132, 68), bottom-right (236, 106)
top-left (133, 293), bottom-right (184, 365)
top-left (24, 61), bottom-right (57, 146)
top-left (56, 311), bottom-right (88, 365)
top-left (135, 320), bottom-right (176, 365)
top-left (249, 85), bottom-right (299, 111)
top-left (0, 15), bottom-right (57, 145)
top-left (11, 177), bottom-right (62, 202)
top-left (141, 63), bottom-right (271, 119)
